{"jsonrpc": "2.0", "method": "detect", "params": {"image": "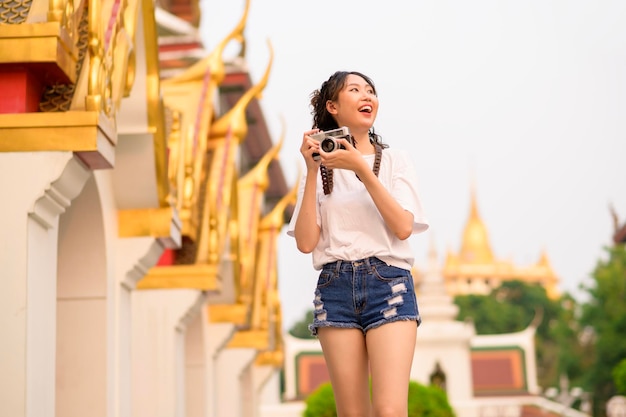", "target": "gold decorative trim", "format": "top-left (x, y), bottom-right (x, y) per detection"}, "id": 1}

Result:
top-left (208, 303), bottom-right (248, 325)
top-left (255, 350), bottom-right (283, 367)
top-left (0, 0), bottom-right (33, 24)
top-left (137, 264), bottom-right (218, 290)
top-left (0, 111), bottom-right (115, 169)
top-left (118, 206), bottom-right (181, 248)
top-left (40, 2), bottom-right (89, 112)
top-left (141, 0), bottom-right (169, 207)
top-left (0, 21), bottom-right (77, 83)
top-left (226, 329), bottom-right (269, 350)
